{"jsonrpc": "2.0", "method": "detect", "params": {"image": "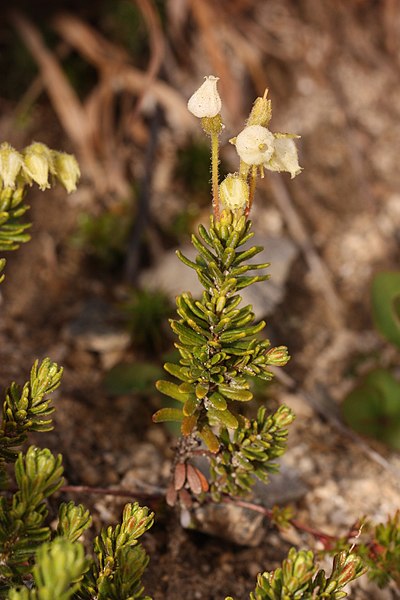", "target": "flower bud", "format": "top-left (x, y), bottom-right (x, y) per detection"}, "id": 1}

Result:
top-left (247, 95), bottom-right (272, 127)
top-left (265, 134), bottom-right (302, 179)
top-left (219, 174), bottom-right (249, 211)
top-left (265, 345), bottom-right (290, 367)
top-left (23, 142), bottom-right (52, 190)
top-left (274, 405), bottom-right (295, 428)
top-left (187, 76), bottom-right (222, 118)
top-left (234, 125), bottom-right (275, 166)
top-left (0, 143), bottom-right (23, 189)
top-left (52, 152), bottom-right (80, 193)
